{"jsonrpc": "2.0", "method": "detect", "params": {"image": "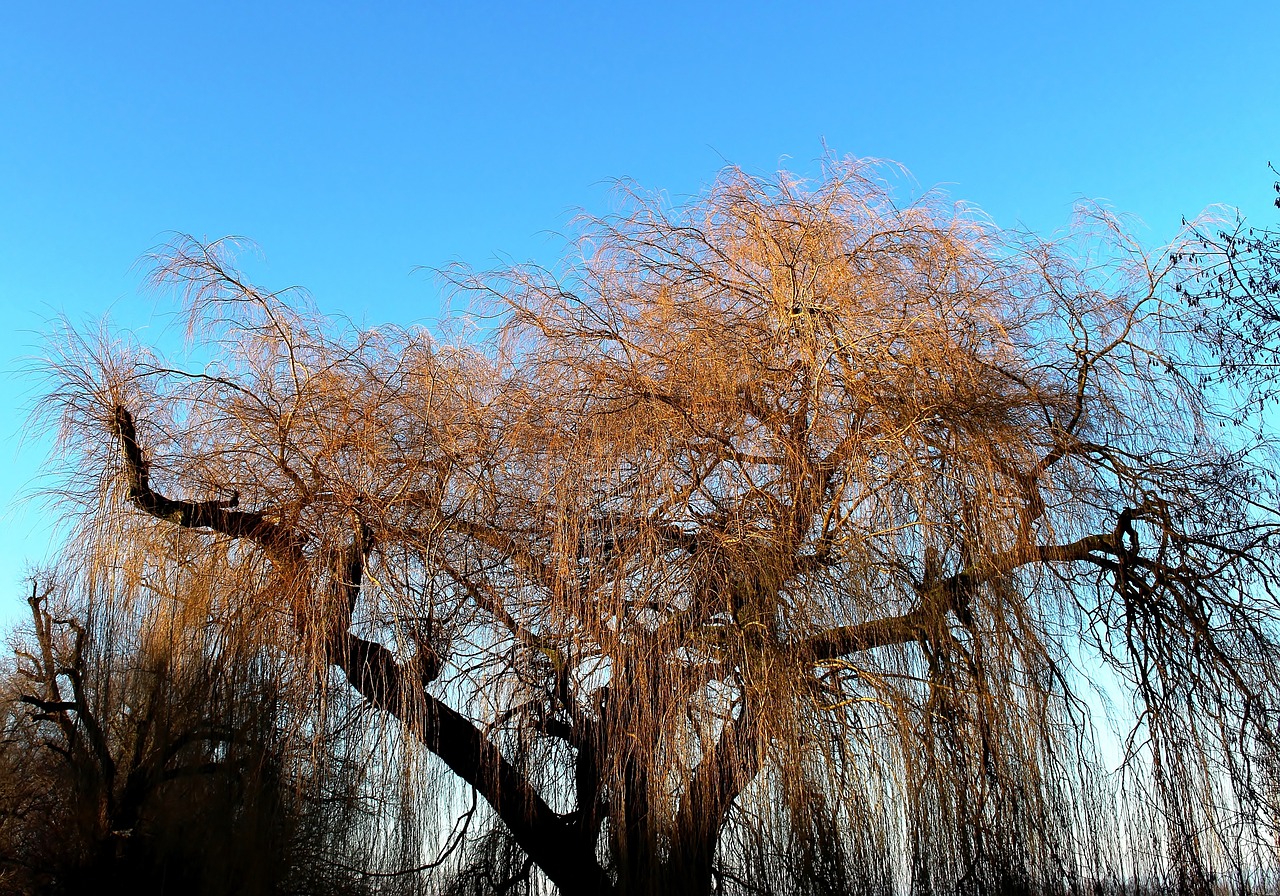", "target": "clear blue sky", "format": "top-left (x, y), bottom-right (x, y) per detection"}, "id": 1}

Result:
top-left (1, 1), bottom-right (1277, 621)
